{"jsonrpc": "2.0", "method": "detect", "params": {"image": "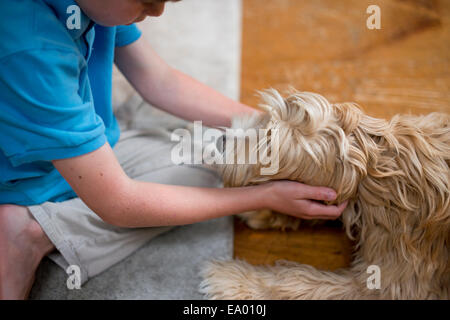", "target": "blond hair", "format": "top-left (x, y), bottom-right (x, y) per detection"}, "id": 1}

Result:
top-left (202, 89), bottom-right (450, 299)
